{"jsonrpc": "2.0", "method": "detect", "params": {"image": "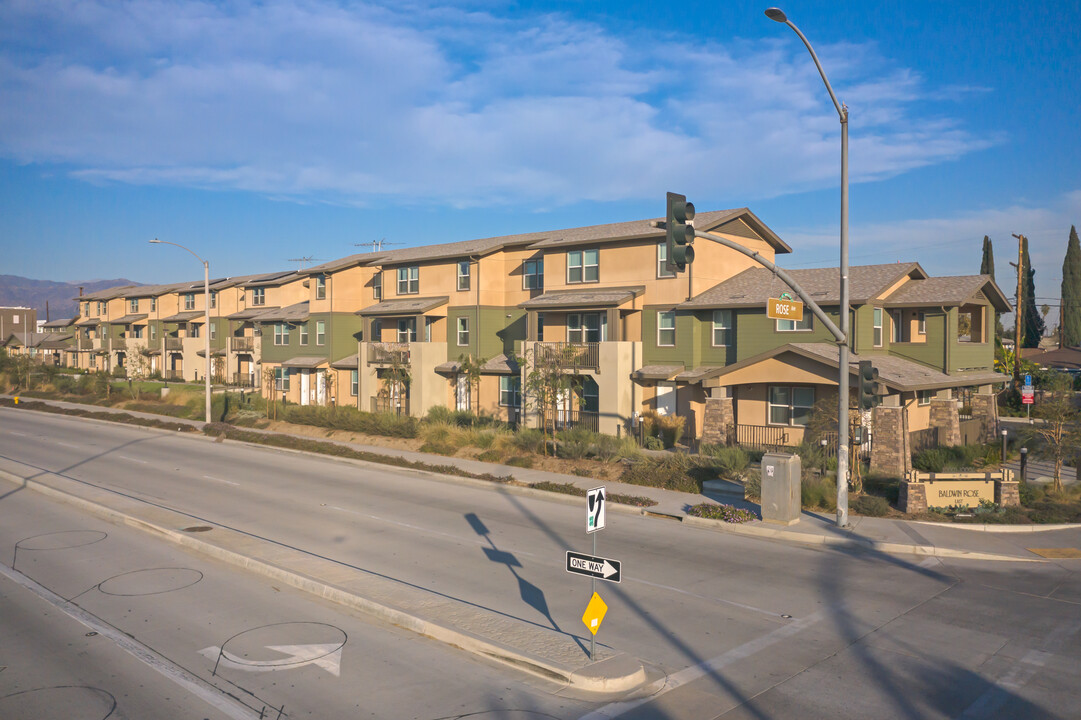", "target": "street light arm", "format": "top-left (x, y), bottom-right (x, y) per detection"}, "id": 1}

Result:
top-left (149, 238), bottom-right (206, 267)
top-left (780, 19), bottom-right (847, 121)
